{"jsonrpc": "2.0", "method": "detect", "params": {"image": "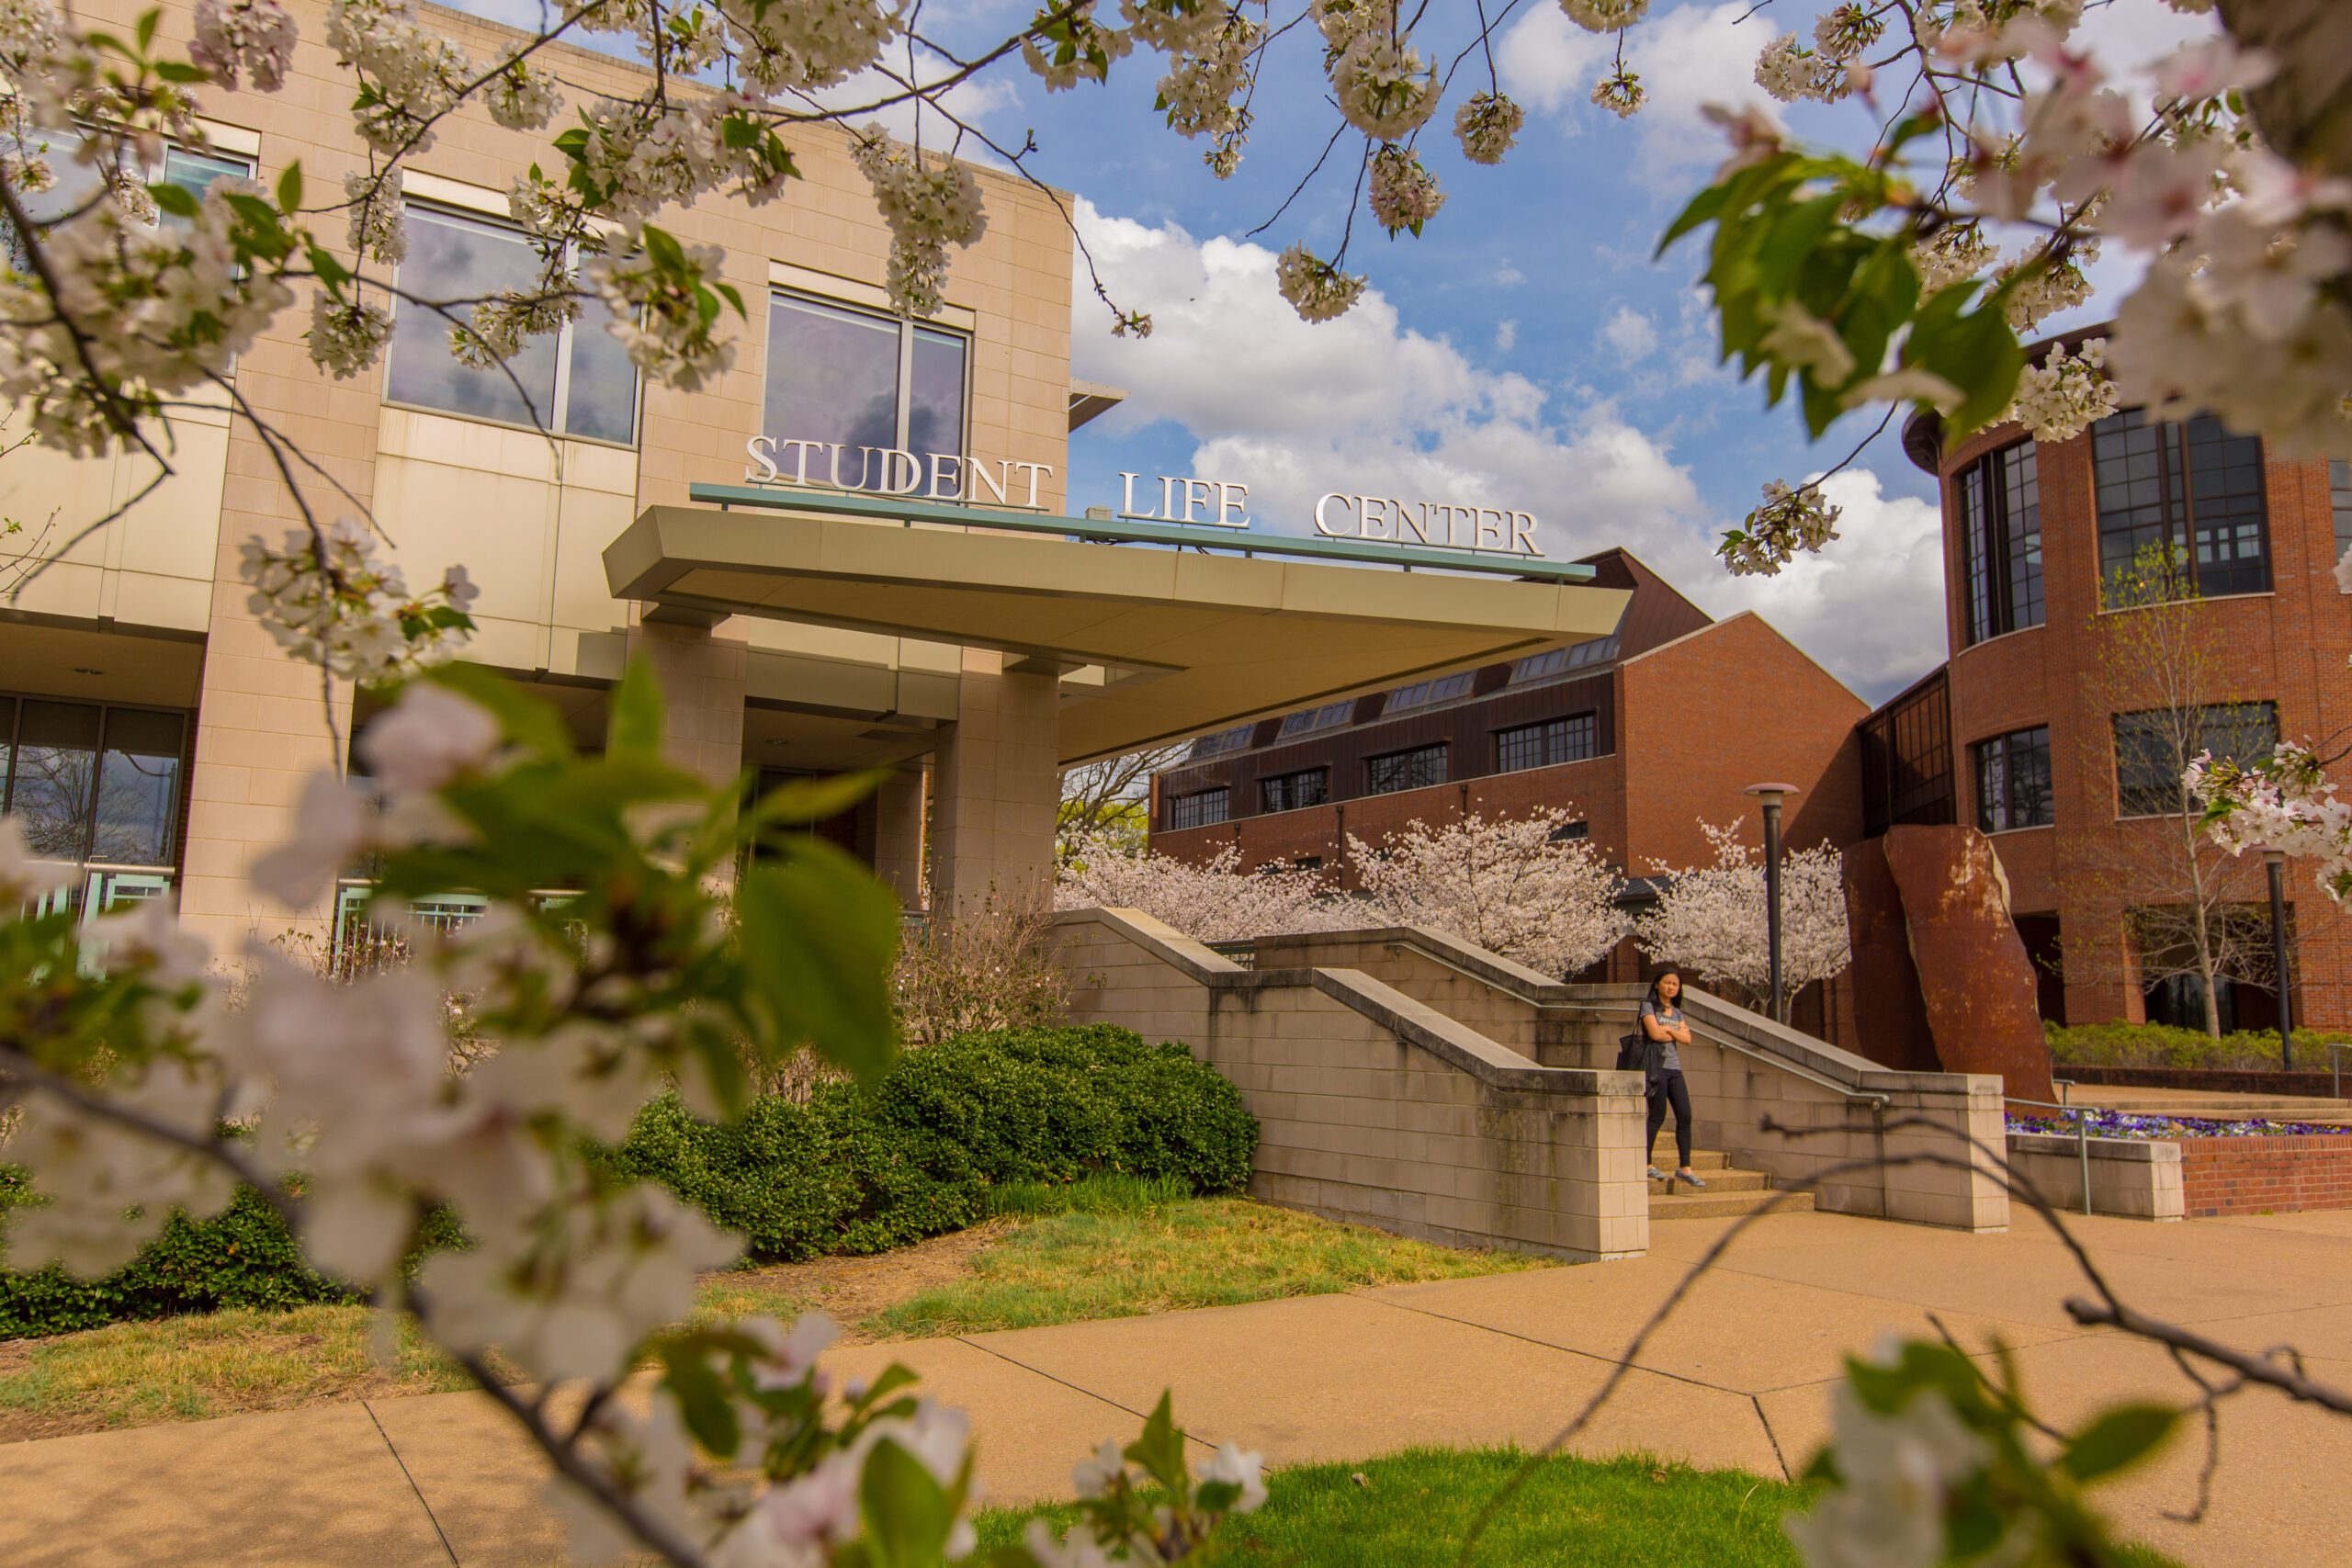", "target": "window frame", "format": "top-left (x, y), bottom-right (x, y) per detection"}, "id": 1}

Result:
top-left (1494, 712), bottom-right (1599, 773)
top-left (0, 693), bottom-right (193, 870)
top-left (1956, 439), bottom-right (2043, 646)
top-left (1384, 672), bottom-right (1476, 713)
top-left (1258, 767), bottom-right (1330, 814)
top-left (1364, 742), bottom-right (1448, 795)
top-left (1970, 726), bottom-right (2053, 835)
top-left (2112, 701), bottom-right (2278, 820)
top-left (382, 198), bottom-right (644, 448)
top-left (2089, 409), bottom-right (2271, 604)
top-left (1277, 702), bottom-right (1354, 739)
top-left (1166, 787), bottom-right (1231, 830)
top-left (762, 287), bottom-right (973, 491)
